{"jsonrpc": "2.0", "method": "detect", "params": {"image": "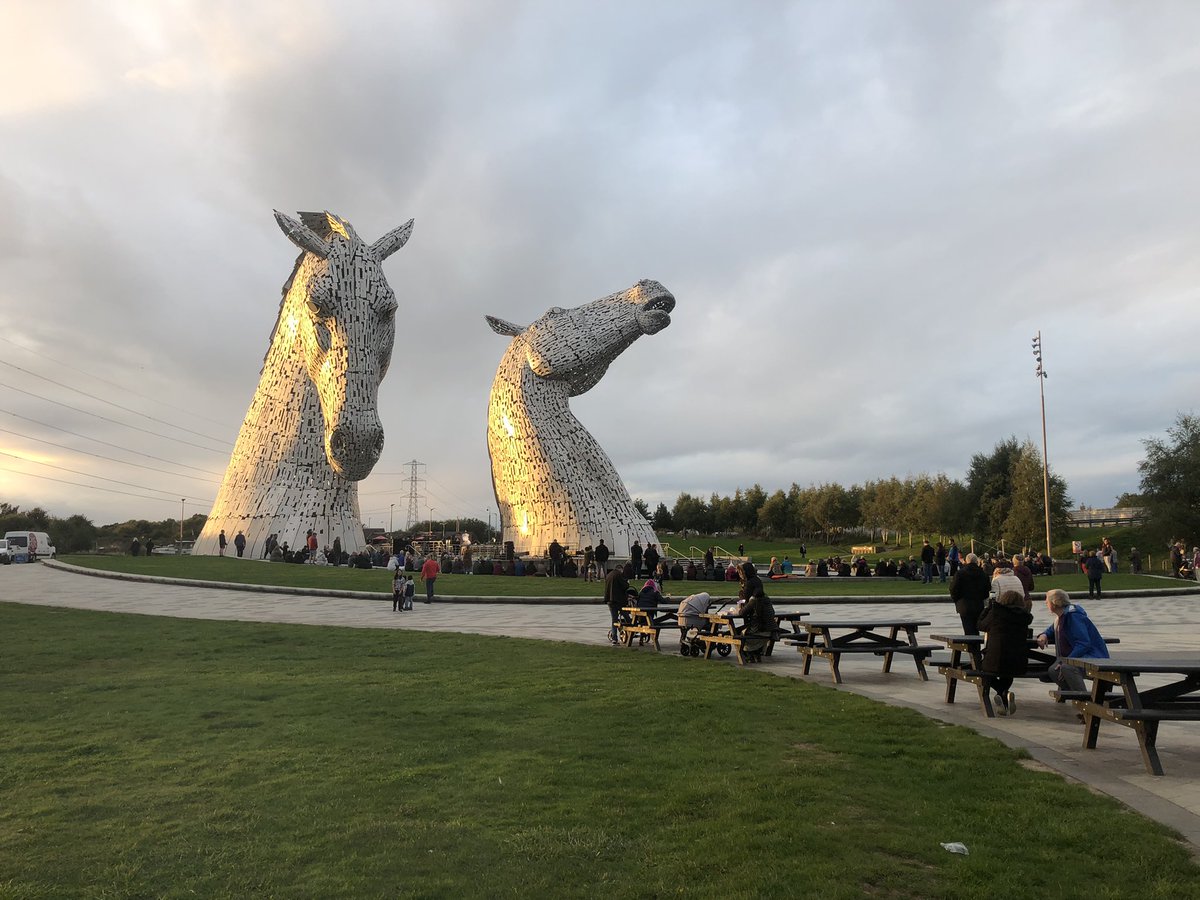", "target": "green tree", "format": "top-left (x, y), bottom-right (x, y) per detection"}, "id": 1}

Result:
top-left (964, 438), bottom-right (1023, 539)
top-left (757, 490), bottom-right (790, 536)
top-left (1138, 413), bottom-right (1200, 544)
top-left (633, 498), bottom-right (651, 521)
top-left (652, 503), bottom-right (674, 530)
